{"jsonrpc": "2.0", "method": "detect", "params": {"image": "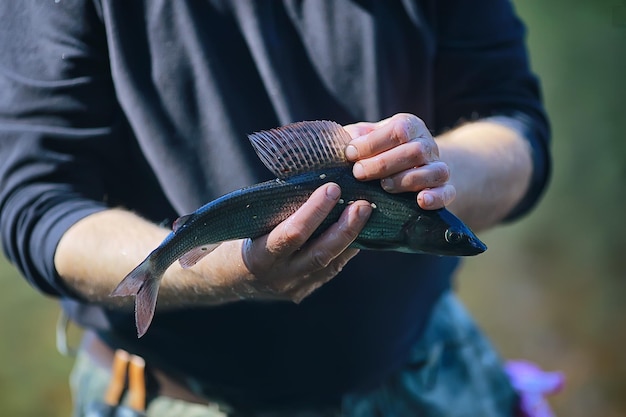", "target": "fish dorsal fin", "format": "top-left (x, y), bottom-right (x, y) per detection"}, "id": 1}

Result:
top-left (172, 214), bottom-right (192, 232)
top-left (248, 120), bottom-right (352, 179)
